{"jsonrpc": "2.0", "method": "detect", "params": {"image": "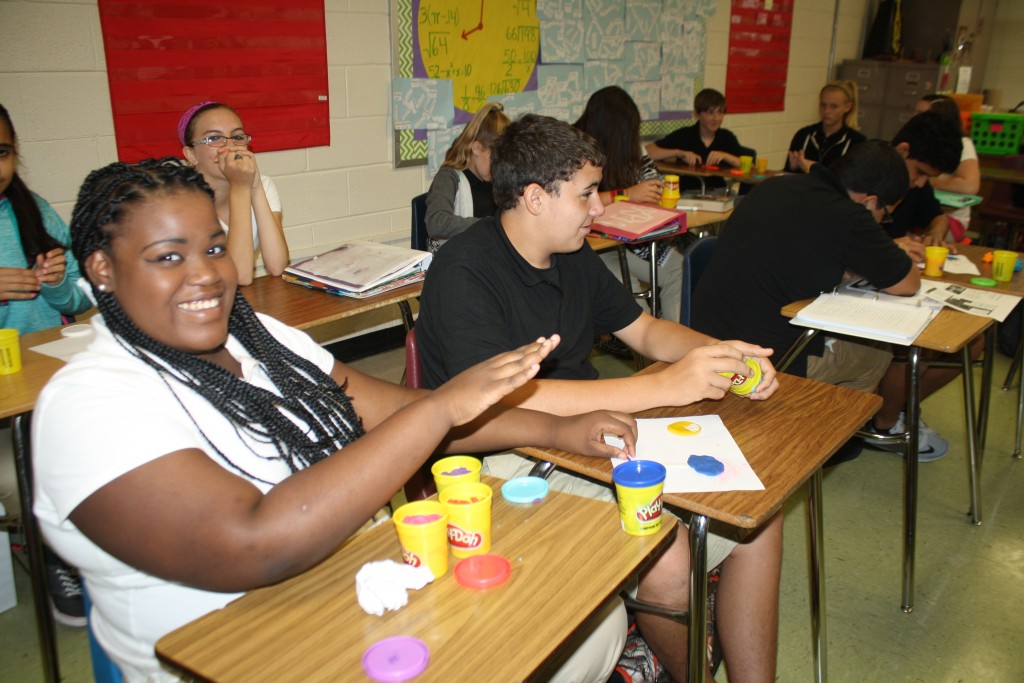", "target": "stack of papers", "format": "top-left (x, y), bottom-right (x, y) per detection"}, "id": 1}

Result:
top-left (676, 194), bottom-right (735, 212)
top-left (590, 201), bottom-right (686, 242)
top-left (284, 241), bottom-right (431, 299)
top-left (791, 293), bottom-right (937, 345)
